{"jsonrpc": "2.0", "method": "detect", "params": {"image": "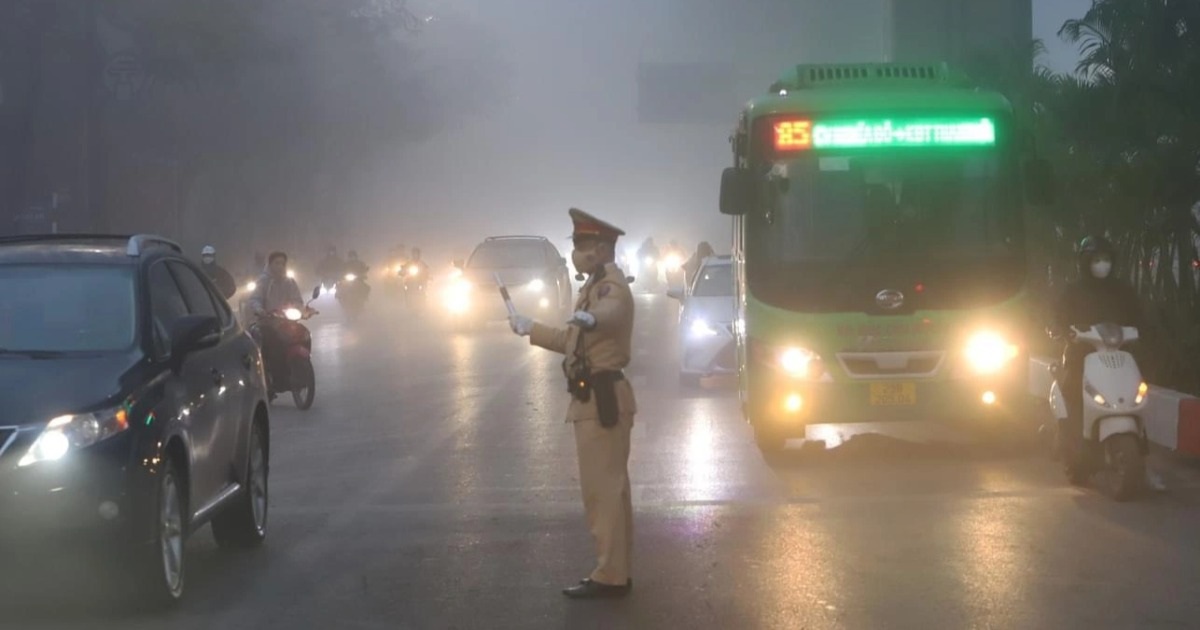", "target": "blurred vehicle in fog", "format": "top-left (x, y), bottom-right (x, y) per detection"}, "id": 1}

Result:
top-left (444, 236), bottom-right (573, 329)
top-left (668, 255), bottom-right (736, 387)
